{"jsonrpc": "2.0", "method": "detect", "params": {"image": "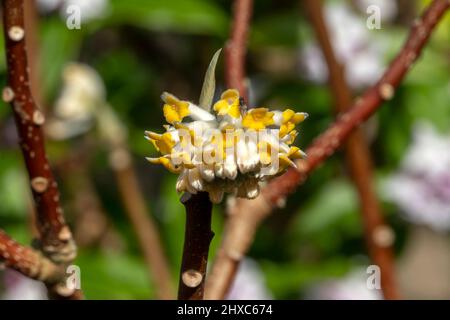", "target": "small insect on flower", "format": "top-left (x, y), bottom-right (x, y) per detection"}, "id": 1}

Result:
top-left (145, 50), bottom-right (307, 203)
